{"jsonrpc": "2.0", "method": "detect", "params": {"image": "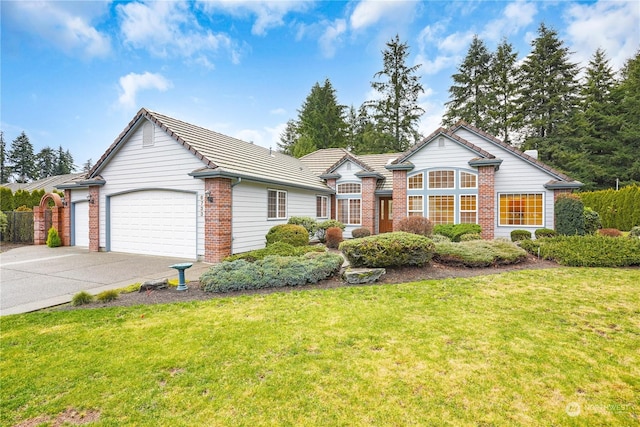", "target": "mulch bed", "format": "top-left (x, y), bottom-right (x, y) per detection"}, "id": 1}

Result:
top-left (54, 254), bottom-right (559, 311)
